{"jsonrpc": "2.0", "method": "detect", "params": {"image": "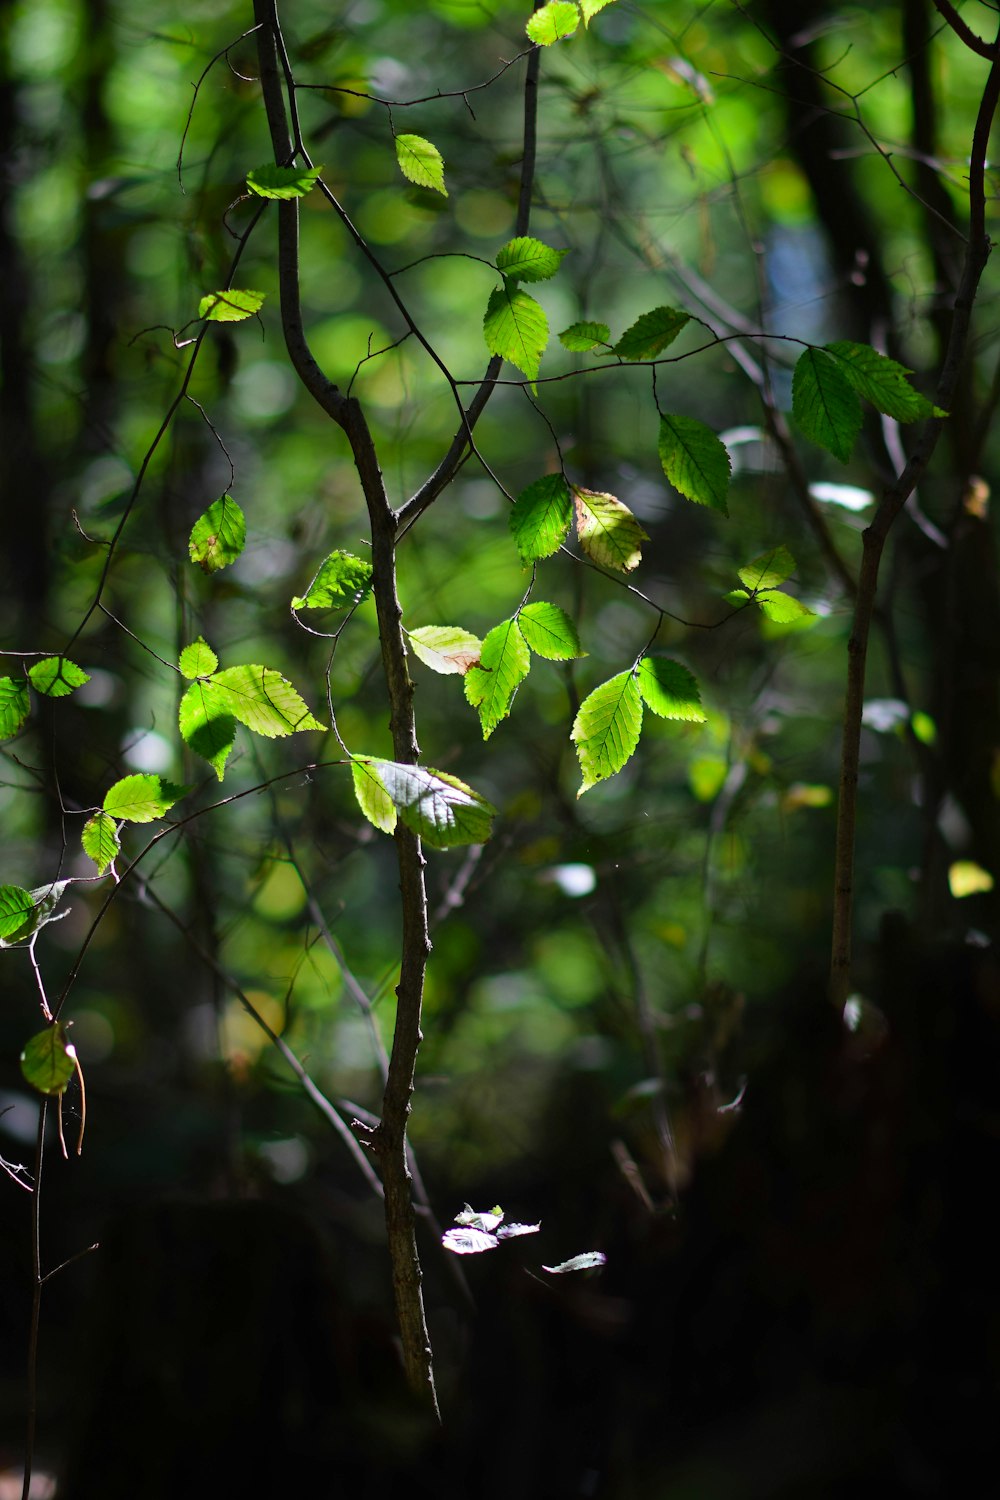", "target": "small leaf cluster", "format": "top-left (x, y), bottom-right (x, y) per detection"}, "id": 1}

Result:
top-left (509, 473), bottom-right (648, 572)
top-left (483, 236), bottom-right (568, 382)
top-left (526, 0), bottom-right (620, 46)
top-left (792, 340), bottom-right (944, 463)
top-left (725, 547), bottom-right (814, 625)
top-left (573, 657), bottom-right (706, 795)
